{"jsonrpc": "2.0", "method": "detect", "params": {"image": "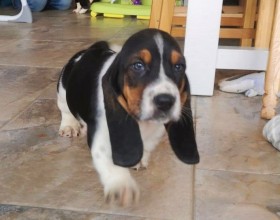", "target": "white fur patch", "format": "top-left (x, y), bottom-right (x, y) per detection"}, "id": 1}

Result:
top-left (140, 34), bottom-right (181, 123)
top-left (57, 80), bottom-right (82, 137)
top-left (154, 34), bottom-right (164, 57)
top-left (74, 53), bottom-right (83, 62)
top-left (137, 121), bottom-right (165, 168)
top-left (91, 54), bottom-right (116, 164)
top-left (89, 53), bottom-right (140, 205)
top-left (73, 2), bottom-right (82, 13)
top-left (140, 79), bottom-right (181, 122)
